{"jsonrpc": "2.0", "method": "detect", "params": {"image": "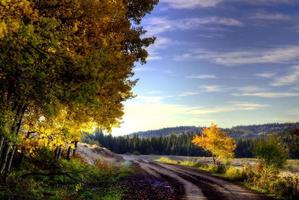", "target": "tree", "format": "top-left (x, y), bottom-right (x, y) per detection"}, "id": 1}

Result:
top-left (253, 135), bottom-right (289, 168)
top-left (192, 123), bottom-right (236, 164)
top-left (0, 0), bottom-right (159, 176)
